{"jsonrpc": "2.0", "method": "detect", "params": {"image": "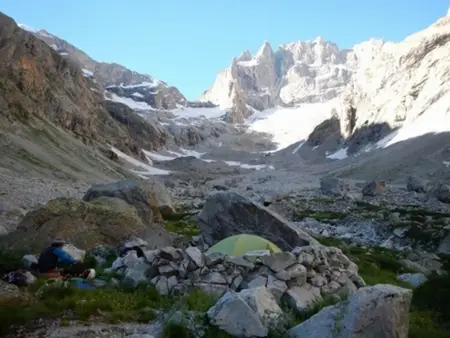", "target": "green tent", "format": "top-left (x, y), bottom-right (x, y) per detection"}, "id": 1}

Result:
top-left (206, 234), bottom-right (281, 256)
